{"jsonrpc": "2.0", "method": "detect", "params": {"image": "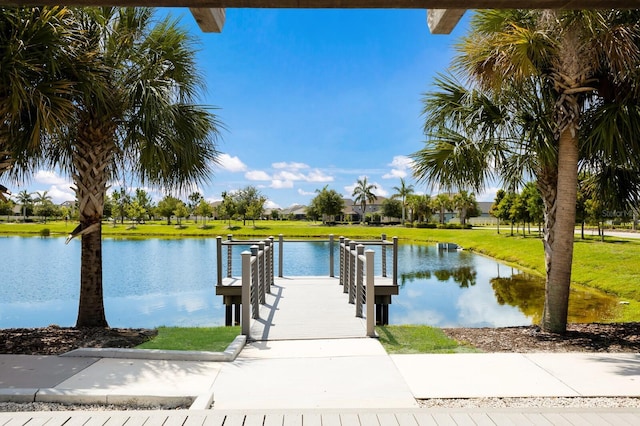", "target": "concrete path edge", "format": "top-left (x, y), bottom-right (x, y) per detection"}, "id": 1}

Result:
top-left (60, 335), bottom-right (246, 362)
